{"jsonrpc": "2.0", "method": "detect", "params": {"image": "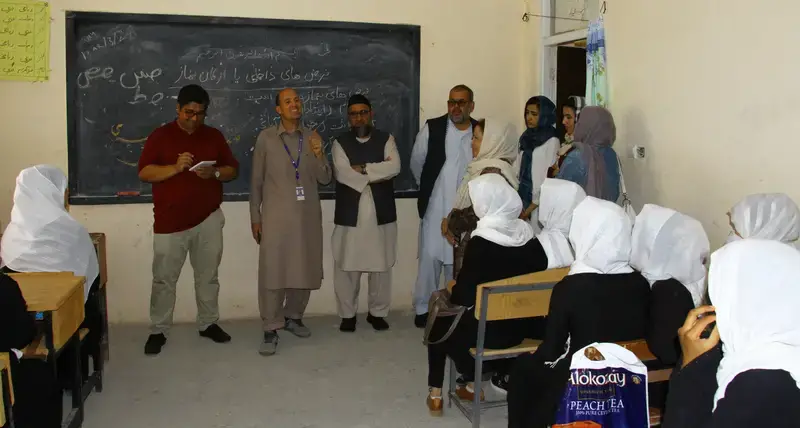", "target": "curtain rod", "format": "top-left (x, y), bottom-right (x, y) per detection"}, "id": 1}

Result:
top-left (522, 1), bottom-right (606, 22)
